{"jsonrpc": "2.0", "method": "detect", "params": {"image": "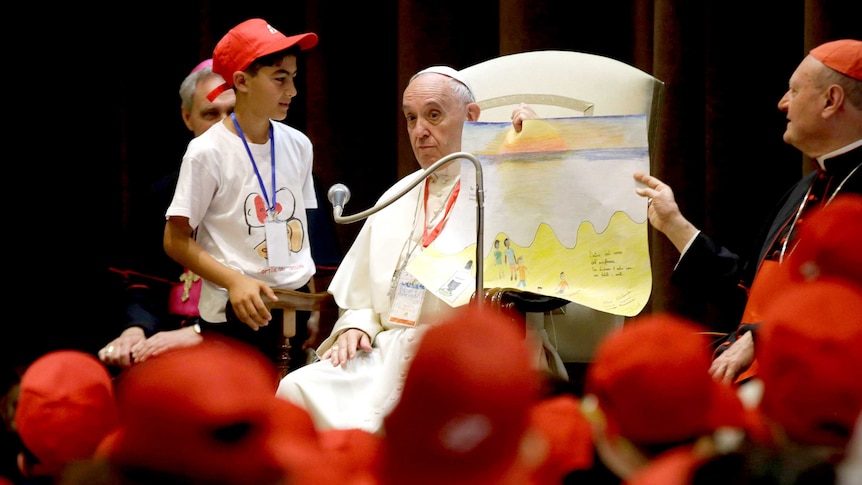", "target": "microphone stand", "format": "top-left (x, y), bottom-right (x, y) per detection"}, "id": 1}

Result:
top-left (331, 151), bottom-right (485, 303)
